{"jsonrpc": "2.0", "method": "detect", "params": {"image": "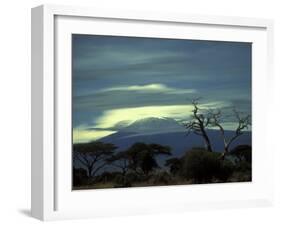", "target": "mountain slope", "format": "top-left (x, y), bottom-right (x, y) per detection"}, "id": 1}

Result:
top-left (98, 117), bottom-right (251, 157)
